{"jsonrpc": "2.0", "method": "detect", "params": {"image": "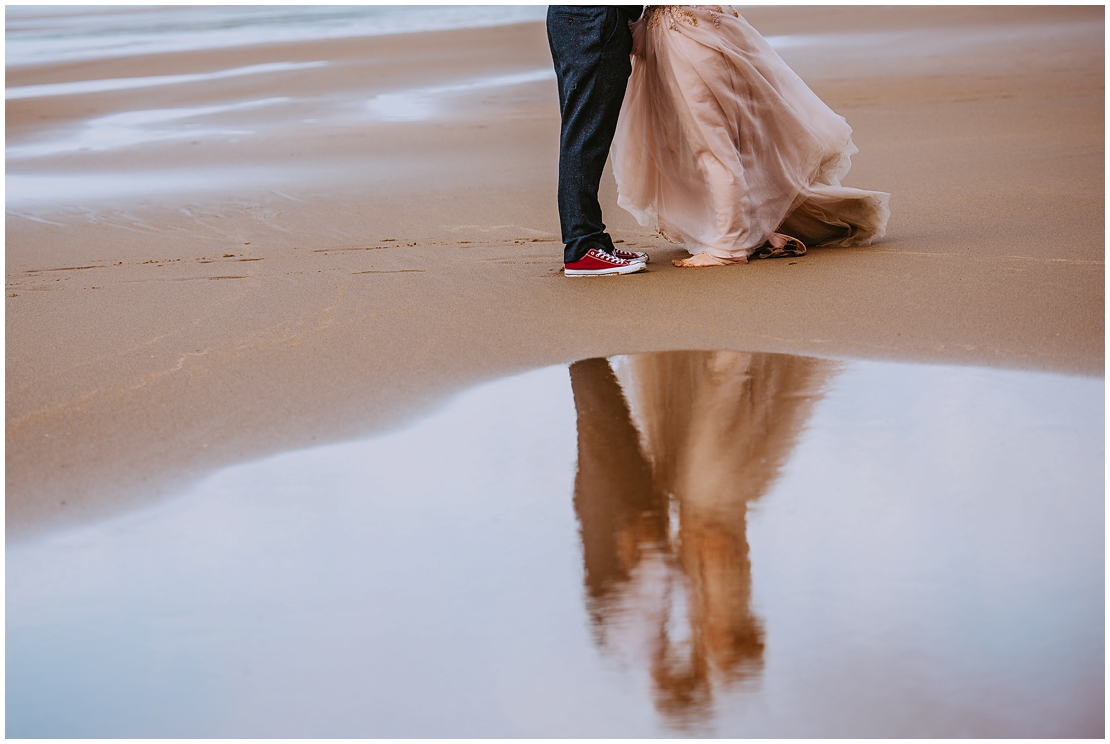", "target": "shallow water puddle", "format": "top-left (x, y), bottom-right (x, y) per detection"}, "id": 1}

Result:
top-left (6, 62), bottom-right (329, 101)
top-left (6, 67), bottom-right (557, 165)
top-left (6, 167), bottom-right (304, 208)
top-left (7, 351), bottom-right (1103, 737)
top-left (7, 97), bottom-right (294, 161)
top-left (364, 69), bottom-right (556, 122)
